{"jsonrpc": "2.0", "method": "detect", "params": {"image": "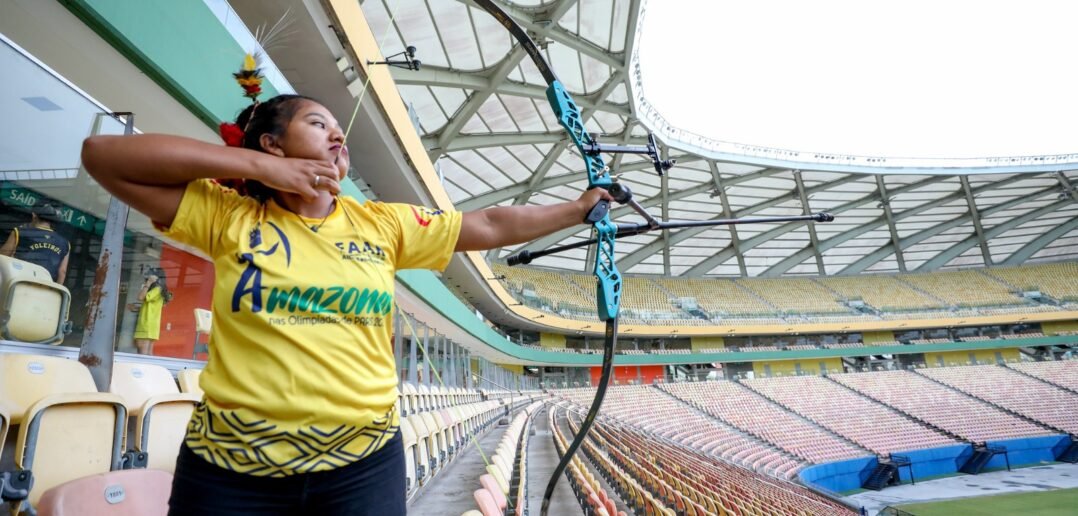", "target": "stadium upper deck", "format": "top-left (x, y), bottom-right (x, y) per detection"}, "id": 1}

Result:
top-left (494, 261), bottom-right (1078, 326)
